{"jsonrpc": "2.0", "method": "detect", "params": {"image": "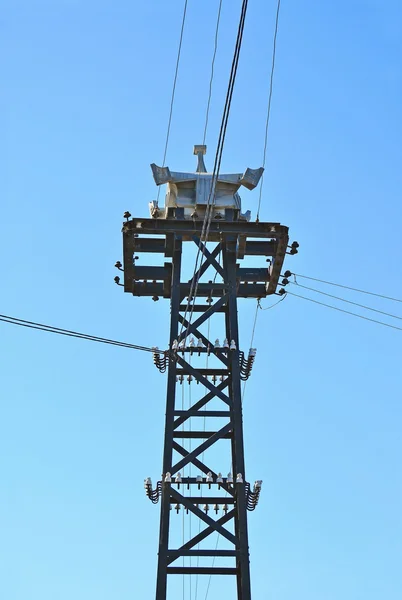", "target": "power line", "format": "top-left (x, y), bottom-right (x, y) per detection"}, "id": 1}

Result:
top-left (180, 0), bottom-right (249, 340)
top-left (0, 313), bottom-right (157, 353)
top-left (256, 0), bottom-right (282, 222)
top-left (241, 300), bottom-right (259, 404)
top-left (157, 0), bottom-right (188, 203)
top-left (286, 291), bottom-right (402, 332)
top-left (288, 272), bottom-right (402, 303)
top-left (202, 0), bottom-right (223, 146)
top-left (289, 281), bottom-right (402, 321)
top-left (241, 294), bottom-right (286, 403)
top-left (258, 293), bottom-right (287, 311)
